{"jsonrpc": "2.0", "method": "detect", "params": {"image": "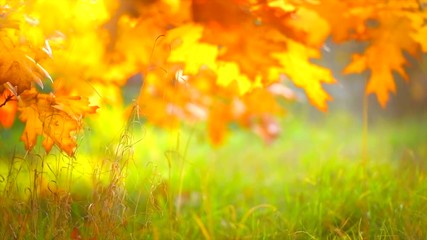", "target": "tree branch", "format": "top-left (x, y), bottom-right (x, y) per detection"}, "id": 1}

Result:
top-left (0, 94), bottom-right (15, 108)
